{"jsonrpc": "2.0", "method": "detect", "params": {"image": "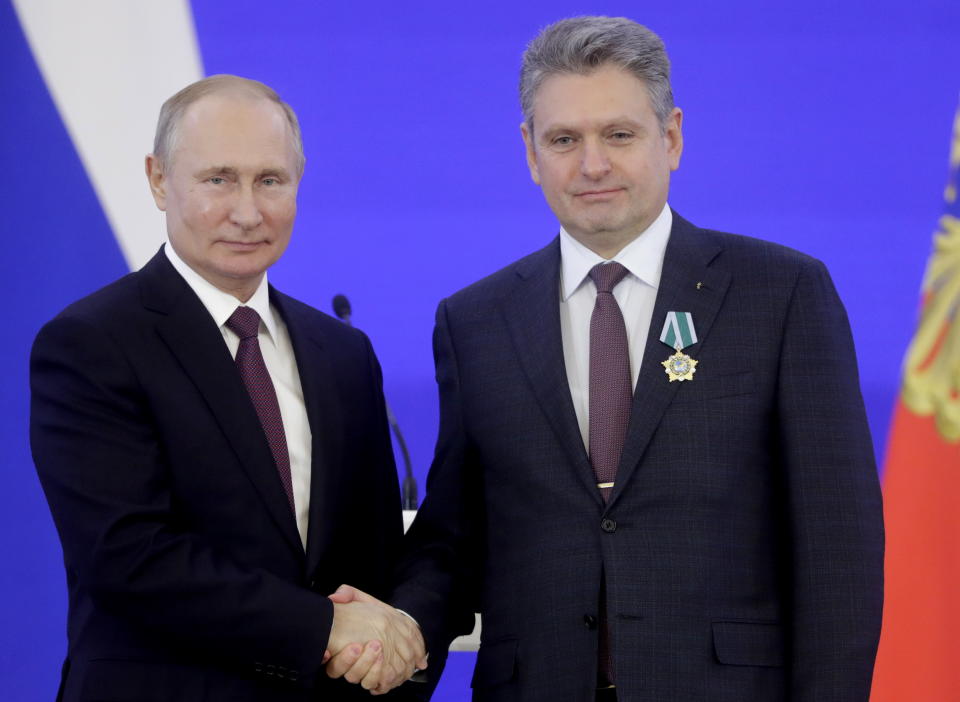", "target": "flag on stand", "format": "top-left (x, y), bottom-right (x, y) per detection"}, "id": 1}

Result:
top-left (871, 101), bottom-right (960, 701)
